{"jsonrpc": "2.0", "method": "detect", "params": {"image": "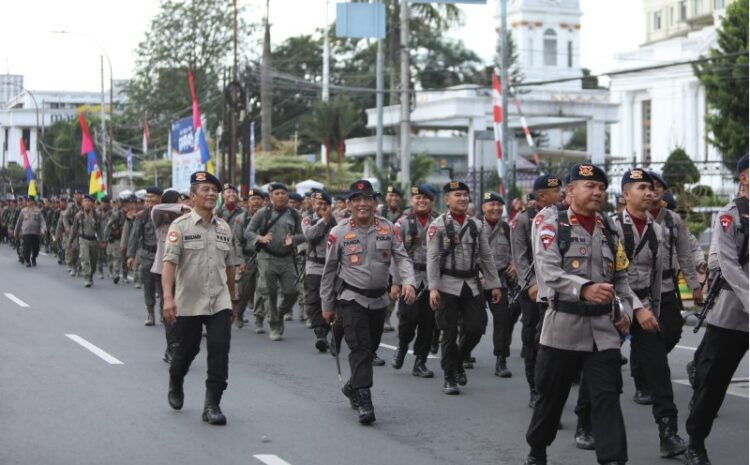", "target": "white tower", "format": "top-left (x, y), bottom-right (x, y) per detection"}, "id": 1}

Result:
top-left (508, 0), bottom-right (583, 89)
